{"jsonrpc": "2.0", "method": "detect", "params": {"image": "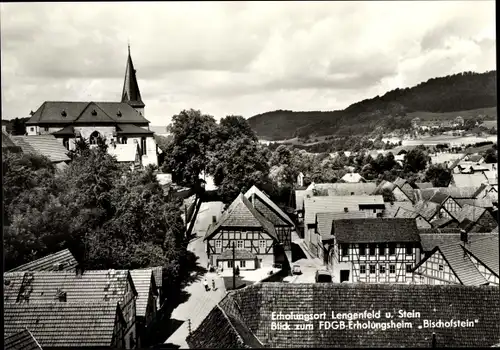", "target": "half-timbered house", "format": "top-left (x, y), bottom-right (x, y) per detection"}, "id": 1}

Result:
top-left (450, 204), bottom-right (498, 233)
top-left (412, 234), bottom-right (498, 286)
top-left (428, 192), bottom-right (462, 217)
top-left (244, 185), bottom-right (295, 251)
top-left (204, 194), bottom-right (279, 270)
top-left (326, 218), bottom-right (421, 283)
